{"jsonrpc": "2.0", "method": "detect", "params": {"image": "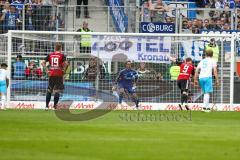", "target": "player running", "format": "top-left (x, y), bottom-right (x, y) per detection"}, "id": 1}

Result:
top-left (194, 49), bottom-right (219, 112)
top-left (169, 56), bottom-right (195, 110)
top-left (41, 43), bottom-right (67, 110)
top-left (114, 60), bottom-right (139, 109)
top-left (0, 63), bottom-right (9, 110)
